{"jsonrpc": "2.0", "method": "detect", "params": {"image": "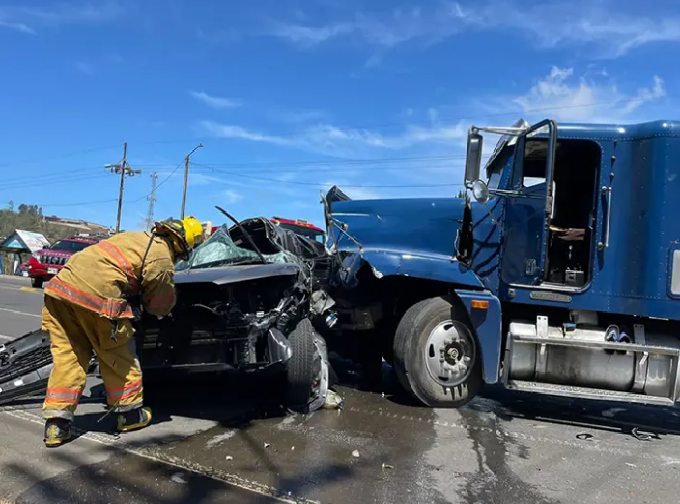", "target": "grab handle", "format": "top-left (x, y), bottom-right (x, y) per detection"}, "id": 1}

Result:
top-left (598, 185), bottom-right (612, 250)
